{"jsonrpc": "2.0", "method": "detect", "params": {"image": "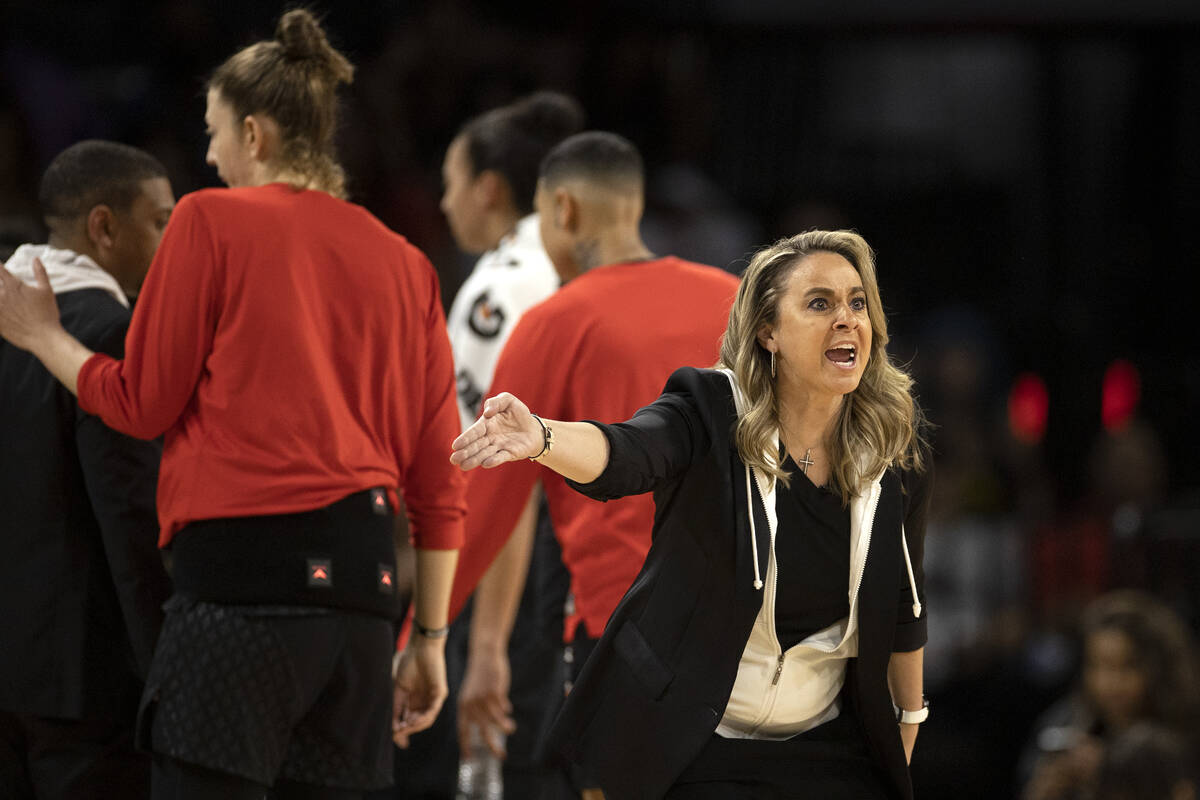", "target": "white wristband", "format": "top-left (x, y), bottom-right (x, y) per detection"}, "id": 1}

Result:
top-left (895, 697), bottom-right (929, 724)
